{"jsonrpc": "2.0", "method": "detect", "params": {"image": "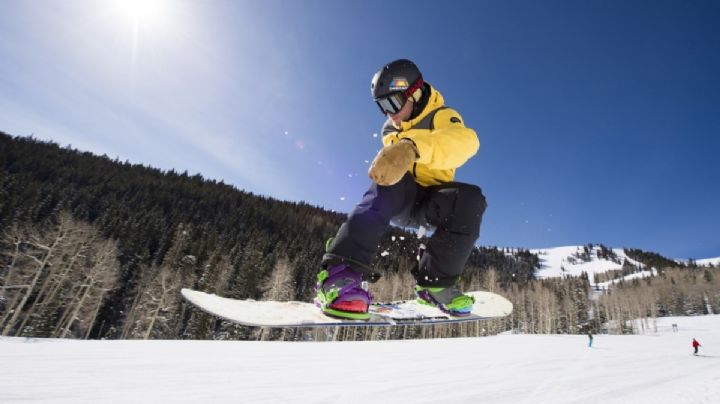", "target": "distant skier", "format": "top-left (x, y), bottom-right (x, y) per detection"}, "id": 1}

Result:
top-left (315, 59), bottom-right (486, 320)
top-left (588, 332), bottom-right (594, 348)
top-left (692, 338), bottom-right (701, 355)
